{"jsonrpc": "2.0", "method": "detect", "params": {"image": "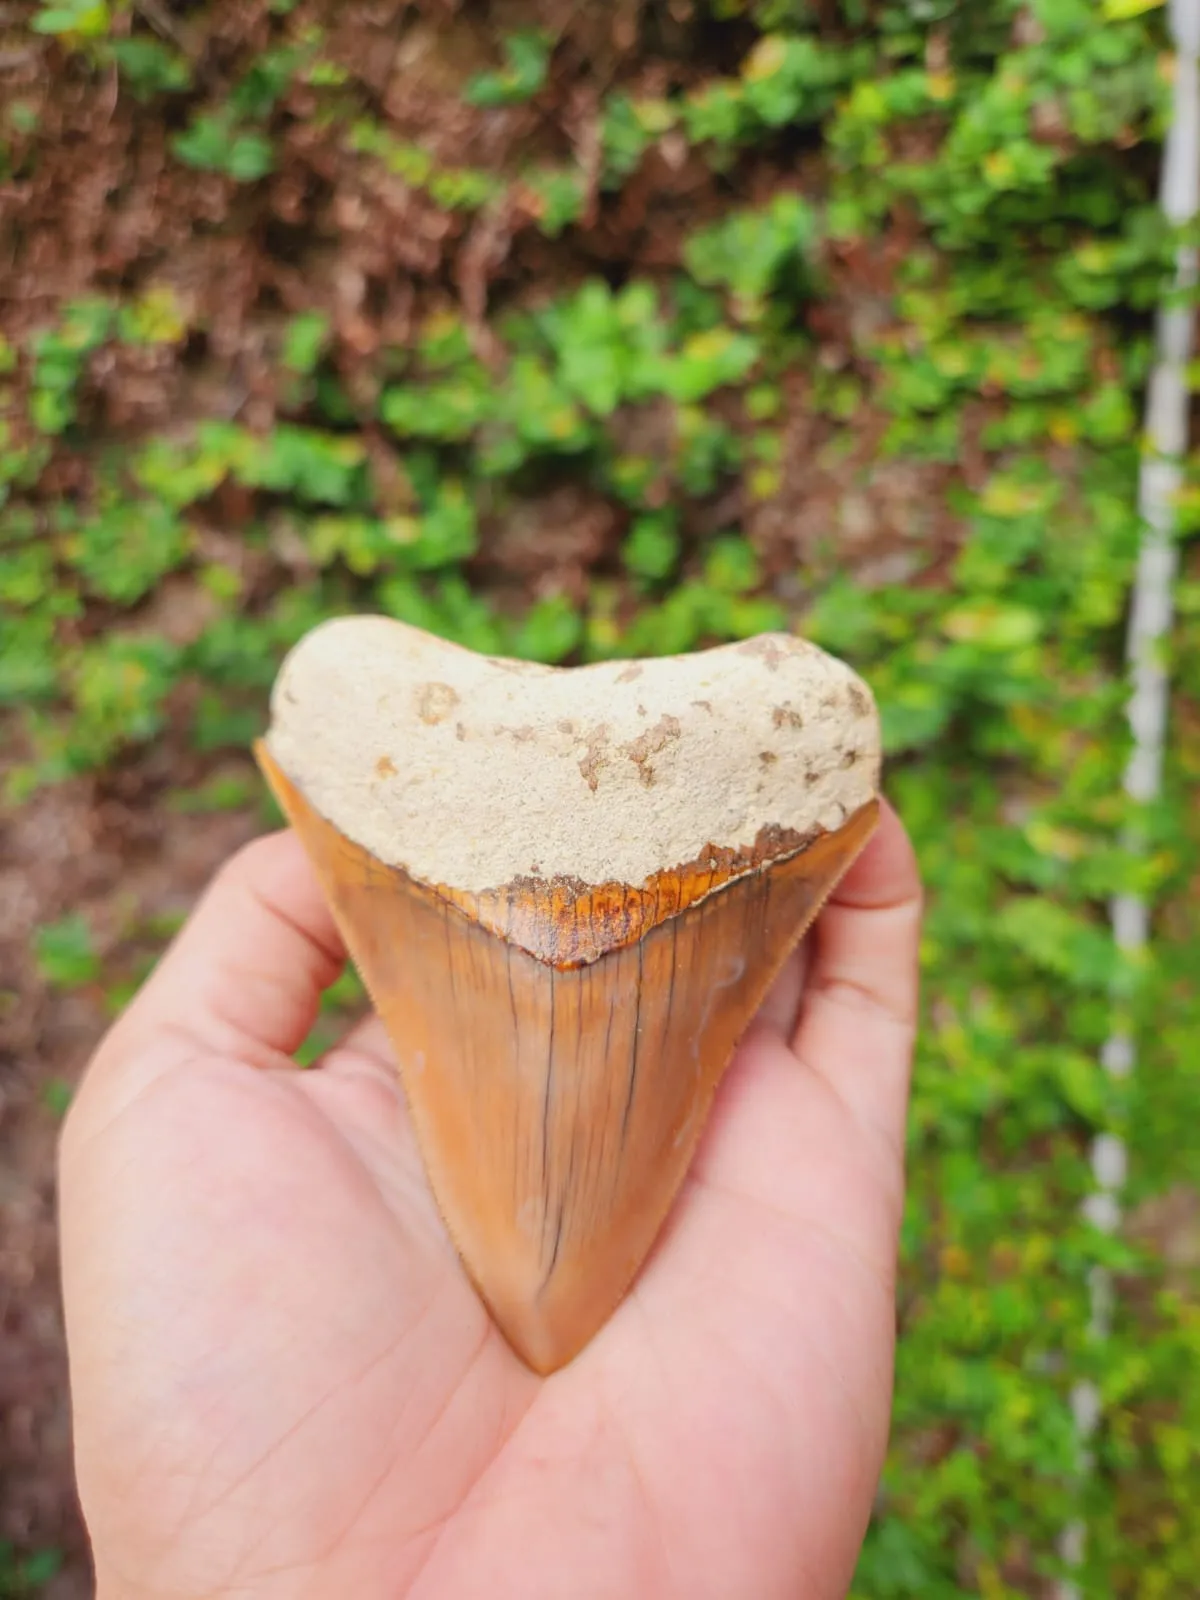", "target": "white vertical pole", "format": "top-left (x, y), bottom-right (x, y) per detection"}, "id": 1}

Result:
top-left (1059, 3), bottom-right (1199, 1591)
